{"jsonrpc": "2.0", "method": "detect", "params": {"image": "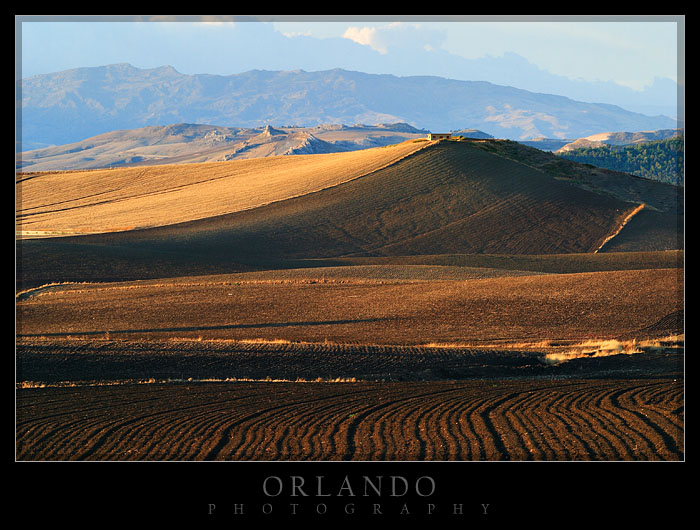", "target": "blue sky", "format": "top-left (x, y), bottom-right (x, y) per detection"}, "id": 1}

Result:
top-left (17, 15), bottom-right (682, 95)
